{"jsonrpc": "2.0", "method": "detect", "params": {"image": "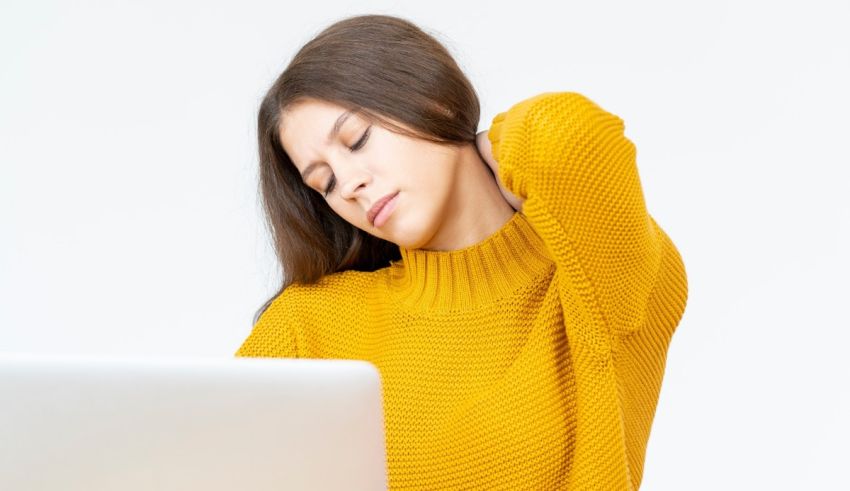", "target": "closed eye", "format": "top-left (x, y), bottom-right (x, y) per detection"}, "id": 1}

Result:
top-left (349, 126), bottom-right (371, 152)
top-left (323, 126), bottom-right (371, 197)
